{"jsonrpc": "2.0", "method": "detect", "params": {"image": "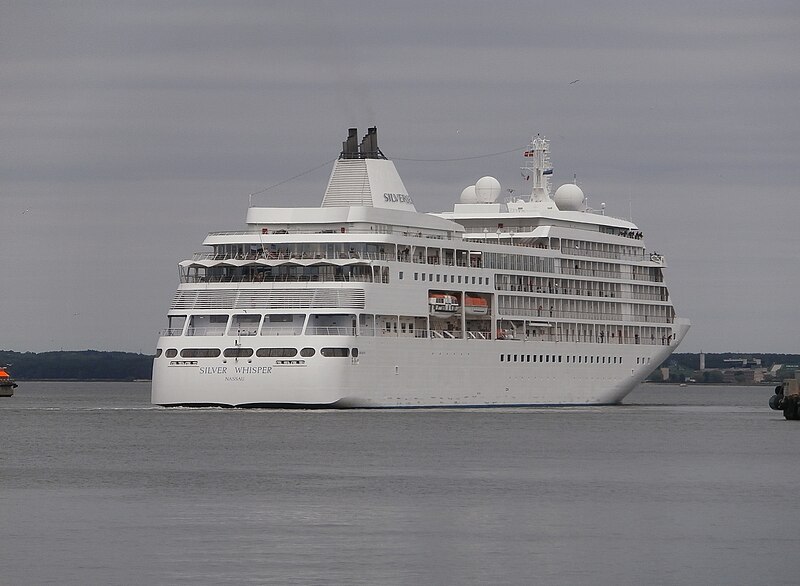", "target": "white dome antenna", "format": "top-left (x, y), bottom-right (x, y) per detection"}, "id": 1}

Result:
top-left (475, 176), bottom-right (501, 203)
top-left (460, 185), bottom-right (478, 204)
top-left (553, 183), bottom-right (585, 211)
